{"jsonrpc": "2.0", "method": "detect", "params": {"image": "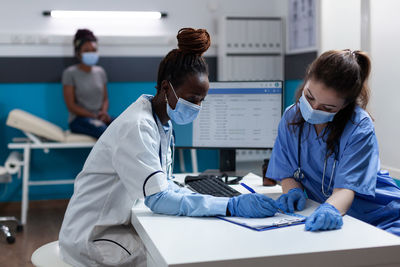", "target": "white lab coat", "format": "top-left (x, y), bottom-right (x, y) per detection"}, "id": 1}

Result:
top-left (59, 95), bottom-right (171, 267)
